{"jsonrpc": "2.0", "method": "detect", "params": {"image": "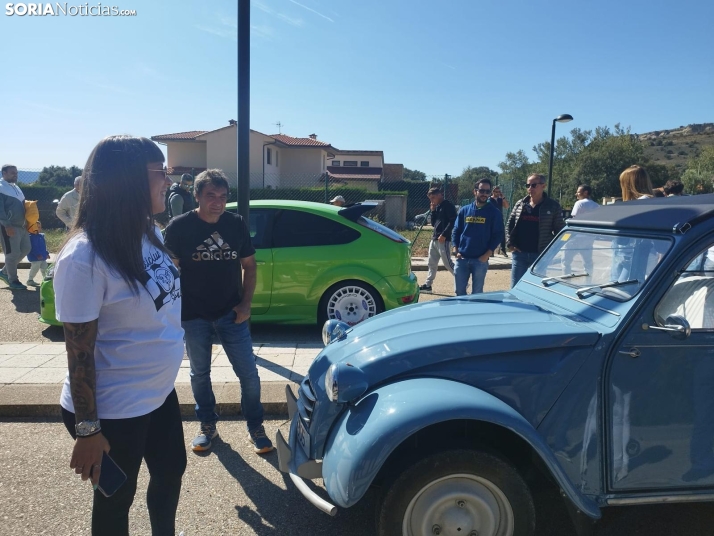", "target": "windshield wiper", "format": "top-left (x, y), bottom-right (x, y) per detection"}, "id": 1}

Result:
top-left (541, 272), bottom-right (589, 286)
top-left (576, 279), bottom-right (639, 298)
